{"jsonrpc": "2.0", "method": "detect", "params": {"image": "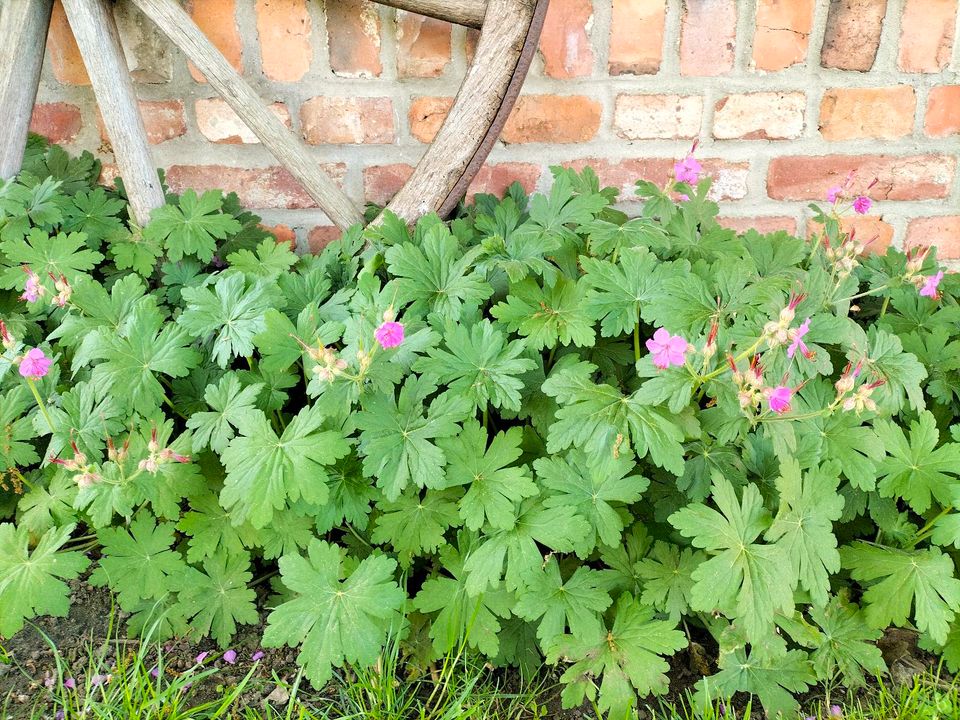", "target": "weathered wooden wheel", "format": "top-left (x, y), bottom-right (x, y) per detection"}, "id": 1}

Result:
top-left (0, 0), bottom-right (549, 230)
